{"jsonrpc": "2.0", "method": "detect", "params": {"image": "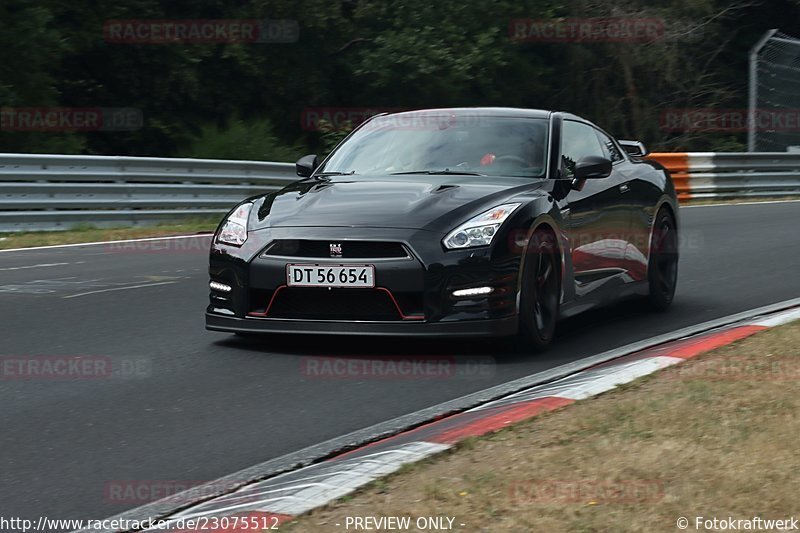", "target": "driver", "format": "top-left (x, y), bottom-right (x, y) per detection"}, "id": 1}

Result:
top-left (480, 129), bottom-right (544, 170)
